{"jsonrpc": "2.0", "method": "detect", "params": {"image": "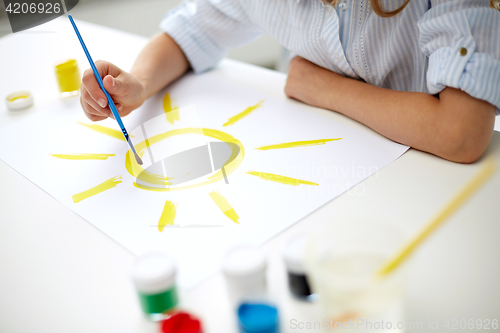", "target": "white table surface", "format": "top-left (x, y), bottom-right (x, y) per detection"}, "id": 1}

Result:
top-left (0, 18), bottom-right (499, 333)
